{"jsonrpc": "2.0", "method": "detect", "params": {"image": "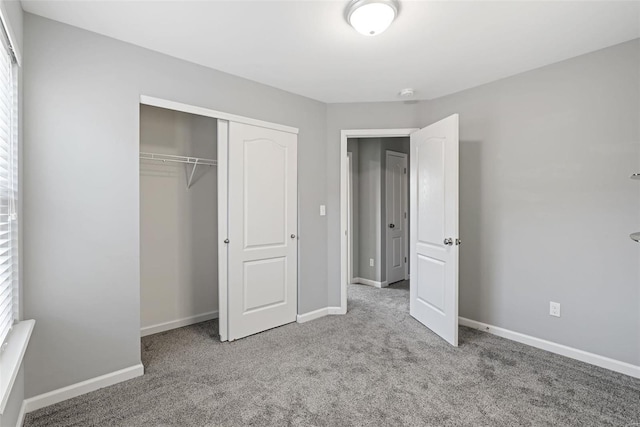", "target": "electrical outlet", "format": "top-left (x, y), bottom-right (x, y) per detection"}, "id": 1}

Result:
top-left (369, 258), bottom-right (374, 267)
top-left (549, 301), bottom-right (561, 317)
